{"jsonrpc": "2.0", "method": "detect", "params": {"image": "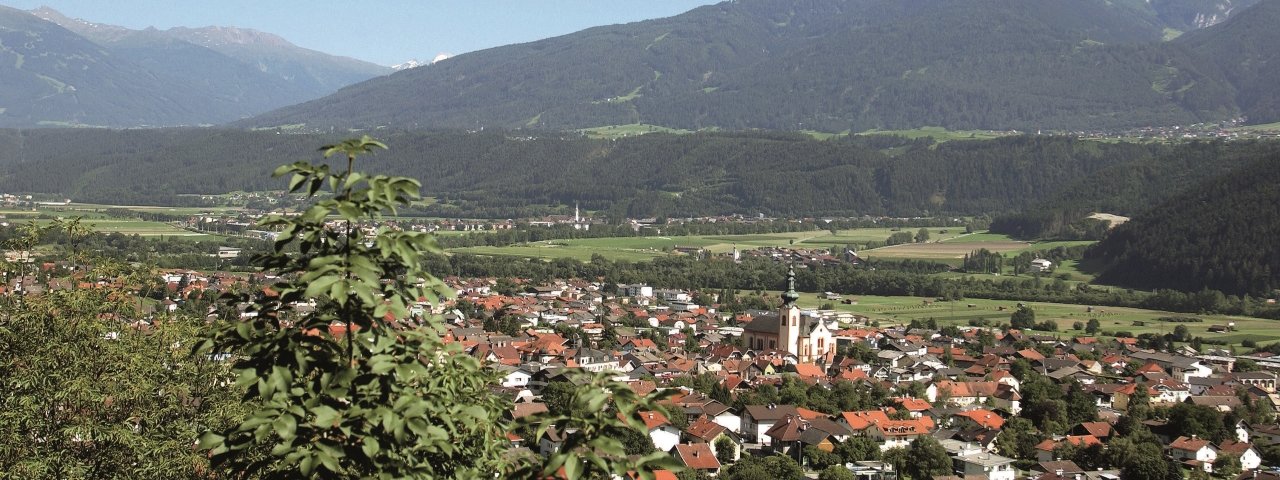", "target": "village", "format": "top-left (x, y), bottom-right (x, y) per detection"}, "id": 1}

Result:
top-left (7, 256), bottom-right (1276, 480)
